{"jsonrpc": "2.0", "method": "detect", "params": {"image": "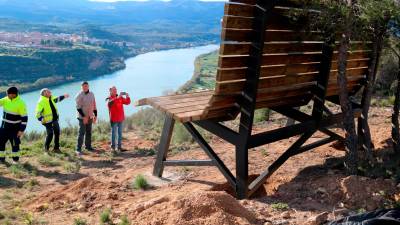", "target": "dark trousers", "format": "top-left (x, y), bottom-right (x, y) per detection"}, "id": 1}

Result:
top-left (76, 118), bottom-right (92, 152)
top-left (0, 128), bottom-right (20, 162)
top-left (44, 120), bottom-right (60, 150)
